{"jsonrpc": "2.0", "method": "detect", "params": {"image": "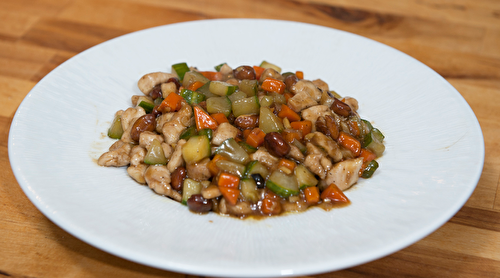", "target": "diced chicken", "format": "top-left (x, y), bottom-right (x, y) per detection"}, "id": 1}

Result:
top-left (161, 143), bottom-right (173, 160)
top-left (290, 80), bottom-right (322, 102)
top-left (301, 105), bottom-right (333, 128)
top-left (219, 63), bottom-right (233, 76)
top-left (129, 145), bottom-right (146, 166)
top-left (324, 158), bottom-right (364, 191)
top-left (186, 158), bottom-right (212, 181)
top-left (320, 90), bottom-right (335, 107)
top-left (144, 165), bottom-right (181, 201)
top-left (98, 141), bottom-right (132, 167)
top-left (218, 198), bottom-right (253, 216)
top-left (166, 139), bottom-right (186, 173)
top-left (139, 131), bottom-right (164, 150)
top-left (303, 143), bottom-right (329, 179)
top-left (121, 106), bottom-right (146, 132)
top-left (127, 163), bottom-right (148, 184)
top-left (312, 79), bottom-right (329, 93)
top-left (259, 68), bottom-right (284, 82)
top-left (108, 139), bottom-right (127, 151)
top-left (287, 144), bottom-right (305, 162)
top-left (201, 184), bottom-right (222, 199)
top-left (309, 132), bottom-right (343, 162)
top-left (161, 104), bottom-right (194, 145)
top-left (250, 148), bottom-right (279, 170)
top-left (137, 72), bottom-right (177, 95)
top-left (287, 90), bottom-right (317, 113)
top-left (343, 97), bottom-right (359, 112)
top-left (211, 122), bottom-right (239, 146)
top-left (156, 112), bottom-right (174, 133)
top-left (161, 82), bottom-right (177, 98)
